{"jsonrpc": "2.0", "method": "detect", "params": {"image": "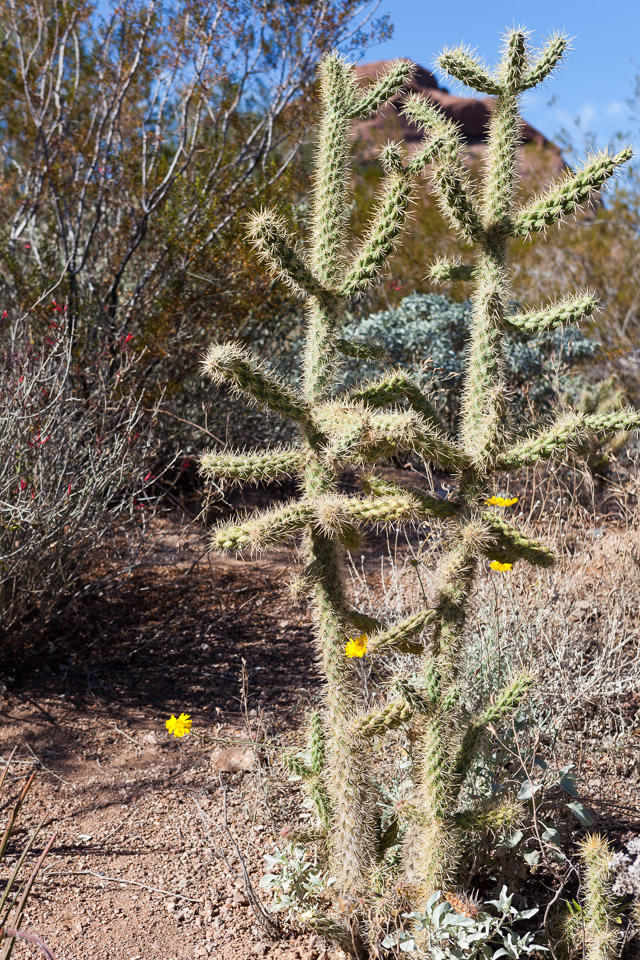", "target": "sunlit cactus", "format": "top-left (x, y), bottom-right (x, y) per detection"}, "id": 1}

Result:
top-left (200, 52), bottom-right (447, 895)
top-left (199, 30), bottom-right (638, 948)
top-left (380, 29), bottom-right (635, 905)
